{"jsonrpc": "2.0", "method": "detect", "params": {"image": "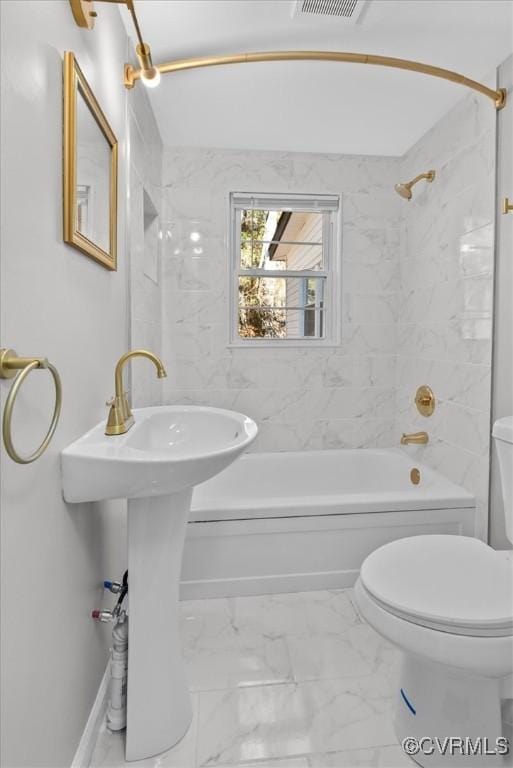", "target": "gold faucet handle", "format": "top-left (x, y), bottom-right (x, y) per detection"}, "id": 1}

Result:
top-left (106, 392), bottom-right (129, 407)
